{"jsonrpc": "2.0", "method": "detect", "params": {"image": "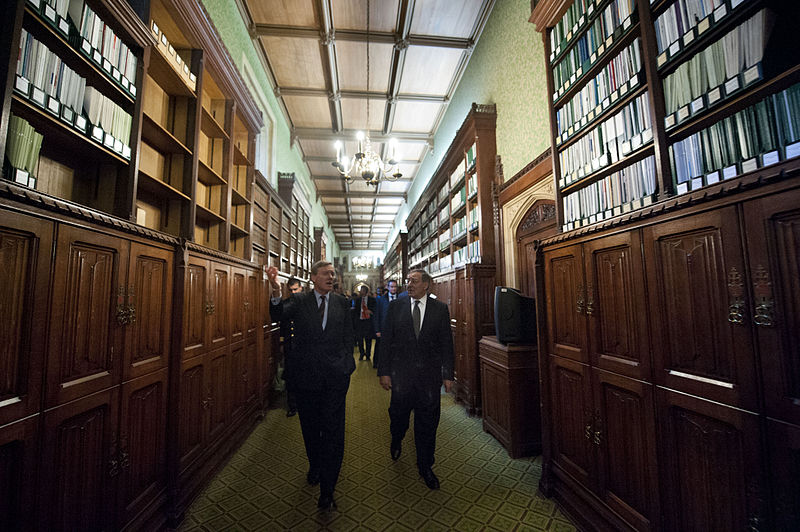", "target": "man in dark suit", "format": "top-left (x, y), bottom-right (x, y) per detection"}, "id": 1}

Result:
top-left (280, 277), bottom-right (304, 417)
top-left (373, 279), bottom-right (400, 369)
top-left (353, 285), bottom-right (376, 361)
top-left (268, 261), bottom-right (354, 511)
top-left (378, 269), bottom-right (454, 490)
